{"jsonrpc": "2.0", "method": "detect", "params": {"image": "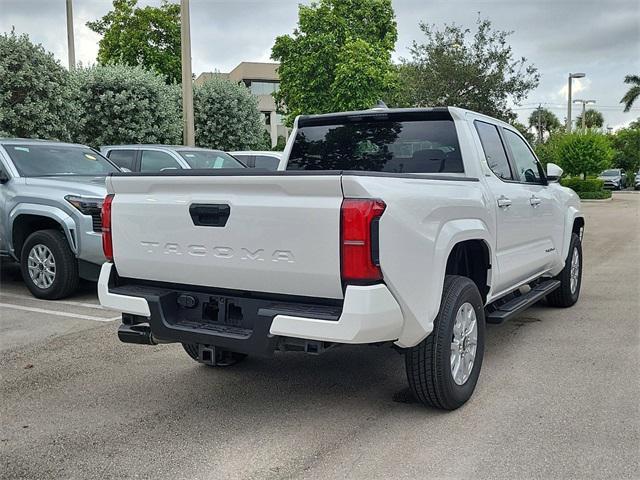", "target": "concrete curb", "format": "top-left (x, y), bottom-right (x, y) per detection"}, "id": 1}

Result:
top-left (581, 197), bottom-right (612, 202)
